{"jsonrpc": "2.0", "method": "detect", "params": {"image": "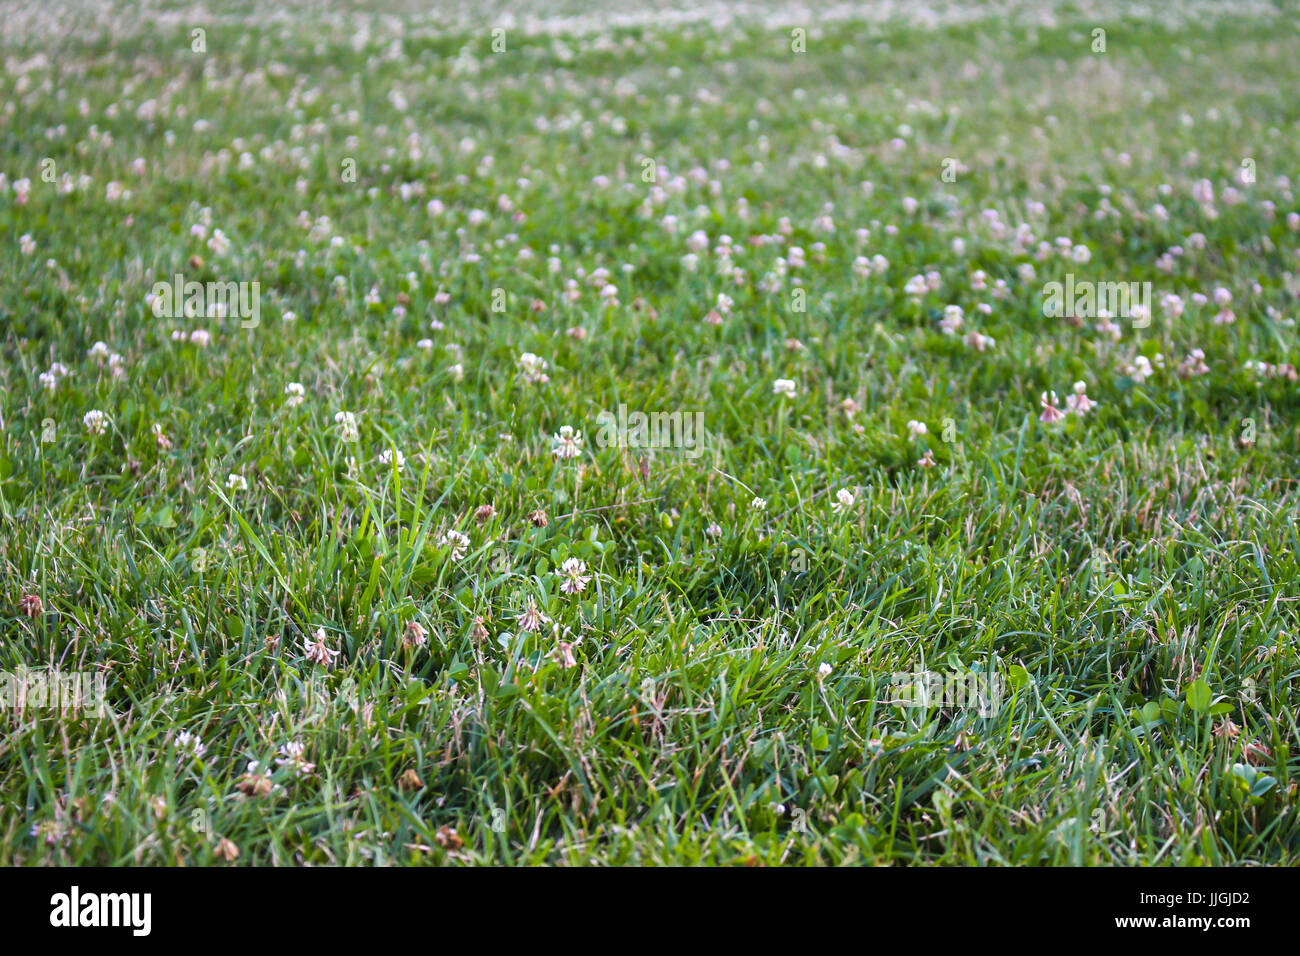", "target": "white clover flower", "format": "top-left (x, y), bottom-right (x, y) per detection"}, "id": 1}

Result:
top-left (817, 662), bottom-right (833, 679)
top-left (772, 378), bottom-right (797, 398)
top-left (334, 411), bottom-right (359, 442)
top-left (275, 740), bottom-right (316, 776)
top-left (907, 420), bottom-right (928, 440)
top-left (174, 731), bottom-right (207, 761)
top-left (750, 496), bottom-right (768, 511)
top-left (552, 425), bottom-right (583, 459)
top-left (1178, 349), bottom-right (1210, 377)
top-left (831, 488), bottom-right (856, 514)
top-left (283, 382), bottom-right (306, 407)
top-left (40, 362), bottom-right (71, 392)
top-left (1126, 355), bottom-right (1155, 382)
top-left (441, 529), bottom-right (471, 561)
top-left (518, 352), bottom-right (550, 384)
top-left (83, 410), bottom-right (110, 435)
top-left (225, 473), bottom-right (248, 492)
